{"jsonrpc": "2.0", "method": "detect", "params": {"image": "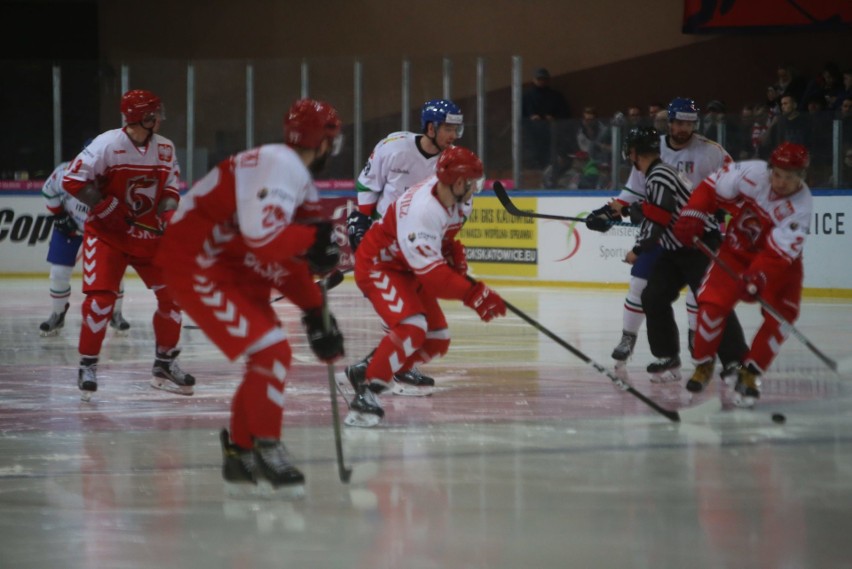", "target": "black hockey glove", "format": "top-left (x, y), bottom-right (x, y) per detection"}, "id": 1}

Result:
top-left (625, 203), bottom-right (645, 225)
top-left (585, 204), bottom-right (620, 233)
top-left (305, 222), bottom-right (340, 275)
top-left (346, 210), bottom-right (372, 252)
top-left (301, 307), bottom-right (345, 363)
top-left (52, 212), bottom-right (79, 236)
